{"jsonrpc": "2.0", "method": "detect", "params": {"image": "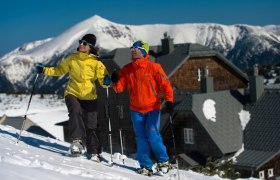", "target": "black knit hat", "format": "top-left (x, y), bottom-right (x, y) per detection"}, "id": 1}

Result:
top-left (81, 34), bottom-right (96, 47)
